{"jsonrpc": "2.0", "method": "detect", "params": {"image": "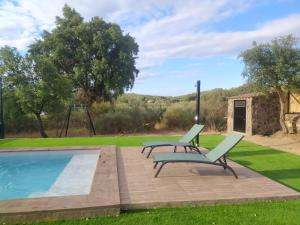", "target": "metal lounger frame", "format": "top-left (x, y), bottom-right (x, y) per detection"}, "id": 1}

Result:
top-left (153, 155), bottom-right (238, 178)
top-left (142, 142), bottom-right (202, 158)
